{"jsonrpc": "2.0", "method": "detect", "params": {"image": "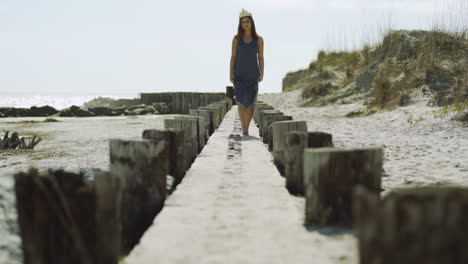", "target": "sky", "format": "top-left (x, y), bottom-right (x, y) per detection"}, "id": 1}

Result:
top-left (0, 0), bottom-right (465, 97)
